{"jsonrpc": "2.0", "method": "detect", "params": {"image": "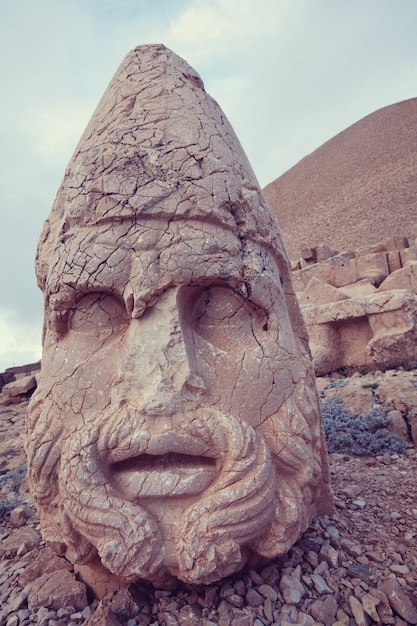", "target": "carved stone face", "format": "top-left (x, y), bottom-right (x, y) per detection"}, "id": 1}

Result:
top-left (27, 45), bottom-right (332, 588)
